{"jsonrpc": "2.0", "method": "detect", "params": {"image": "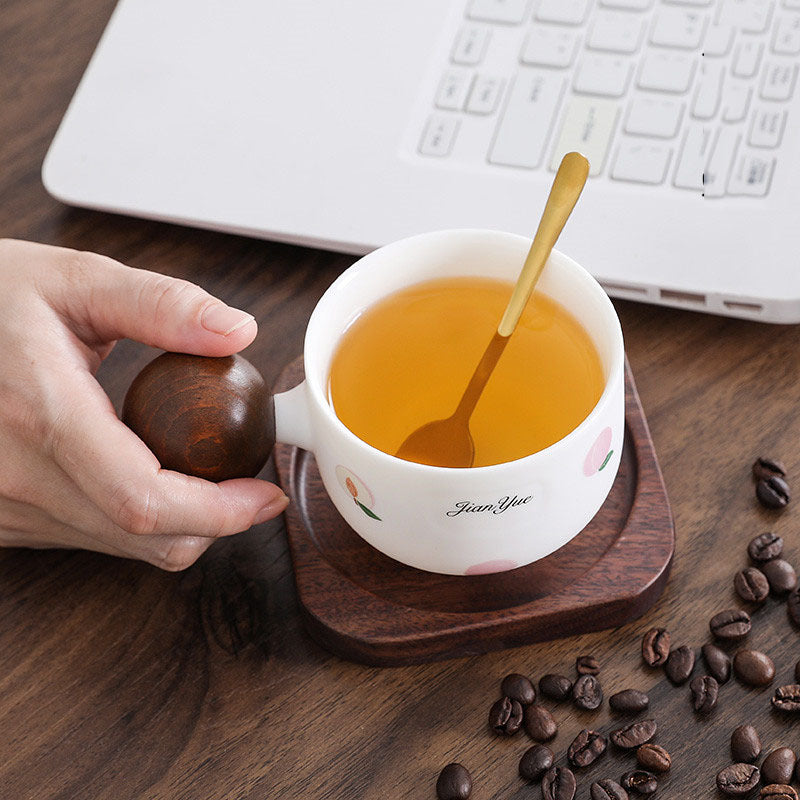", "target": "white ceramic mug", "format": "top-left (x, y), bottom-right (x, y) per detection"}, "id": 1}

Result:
top-left (273, 229), bottom-right (625, 575)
